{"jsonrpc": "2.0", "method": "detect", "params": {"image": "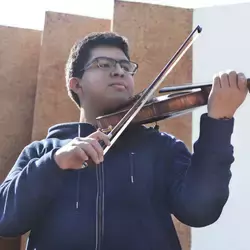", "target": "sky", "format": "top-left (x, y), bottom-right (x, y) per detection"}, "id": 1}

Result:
top-left (0, 0), bottom-right (249, 30)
